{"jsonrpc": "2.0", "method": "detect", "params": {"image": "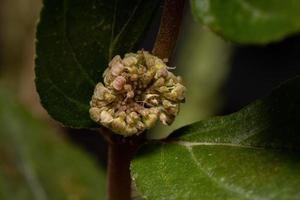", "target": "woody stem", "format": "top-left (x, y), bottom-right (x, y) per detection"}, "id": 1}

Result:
top-left (152, 0), bottom-right (186, 61)
top-left (103, 128), bottom-right (145, 200)
top-left (107, 139), bottom-right (139, 200)
top-left (104, 0), bottom-right (185, 199)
